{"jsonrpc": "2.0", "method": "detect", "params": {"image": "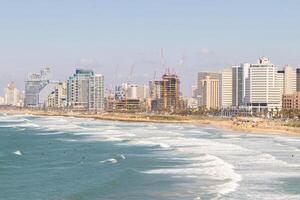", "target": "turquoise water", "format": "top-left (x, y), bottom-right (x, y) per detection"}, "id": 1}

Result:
top-left (0, 113), bottom-right (300, 200)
